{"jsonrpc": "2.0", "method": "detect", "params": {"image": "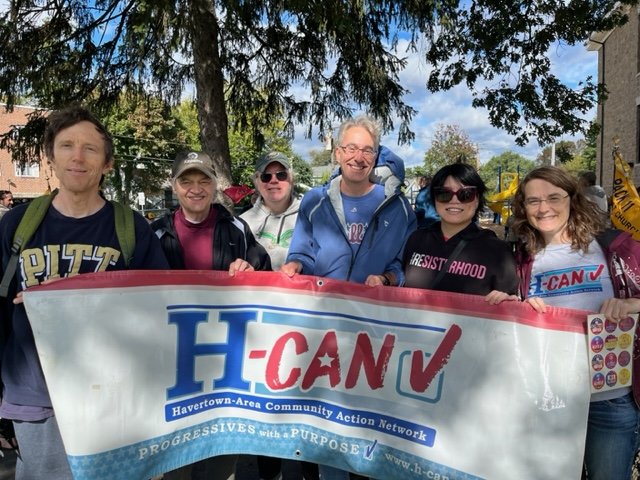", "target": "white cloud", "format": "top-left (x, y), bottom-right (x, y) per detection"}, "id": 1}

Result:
top-left (290, 37), bottom-right (598, 169)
